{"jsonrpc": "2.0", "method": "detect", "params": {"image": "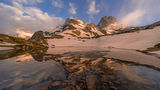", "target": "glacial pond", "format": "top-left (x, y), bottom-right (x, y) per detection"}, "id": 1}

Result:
top-left (0, 47), bottom-right (160, 90)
